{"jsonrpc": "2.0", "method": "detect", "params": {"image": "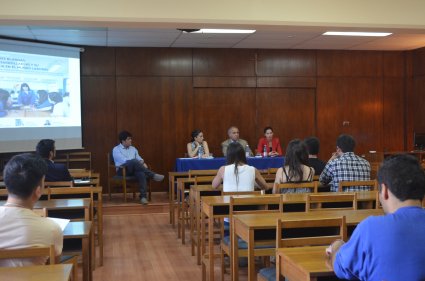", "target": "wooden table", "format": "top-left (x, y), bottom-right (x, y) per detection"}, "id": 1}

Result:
top-left (64, 221), bottom-right (93, 281)
top-left (232, 209), bottom-right (383, 281)
top-left (168, 171), bottom-right (189, 225)
top-left (277, 246), bottom-right (334, 281)
top-left (0, 264), bottom-right (73, 281)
